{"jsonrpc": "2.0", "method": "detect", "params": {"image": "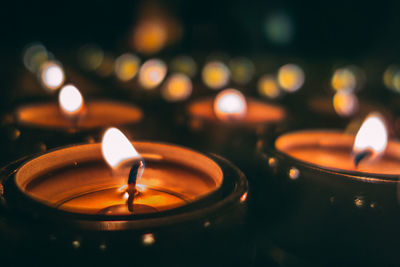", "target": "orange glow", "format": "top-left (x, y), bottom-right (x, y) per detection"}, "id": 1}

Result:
top-left (39, 61), bottom-right (65, 91)
top-left (138, 59), bottom-right (167, 89)
top-left (114, 53), bottom-right (140, 82)
top-left (161, 73), bottom-right (192, 102)
top-left (133, 21), bottom-right (167, 54)
top-left (277, 64), bottom-right (304, 92)
top-left (58, 85), bottom-right (84, 118)
top-left (333, 91), bottom-right (359, 117)
top-left (258, 74), bottom-right (280, 99)
top-left (202, 61), bottom-right (230, 89)
top-left (101, 127), bottom-right (141, 169)
top-left (214, 89), bottom-right (247, 121)
top-left (240, 192), bottom-right (248, 203)
top-left (353, 113), bottom-right (388, 160)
